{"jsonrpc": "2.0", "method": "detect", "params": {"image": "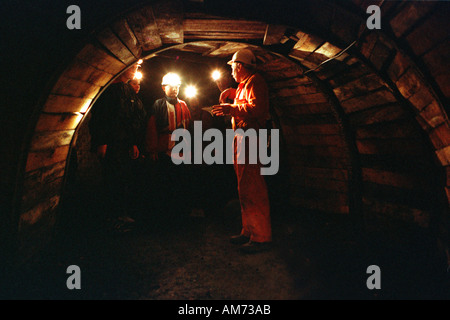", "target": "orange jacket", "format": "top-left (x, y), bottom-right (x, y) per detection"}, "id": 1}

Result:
top-left (231, 73), bottom-right (270, 130)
